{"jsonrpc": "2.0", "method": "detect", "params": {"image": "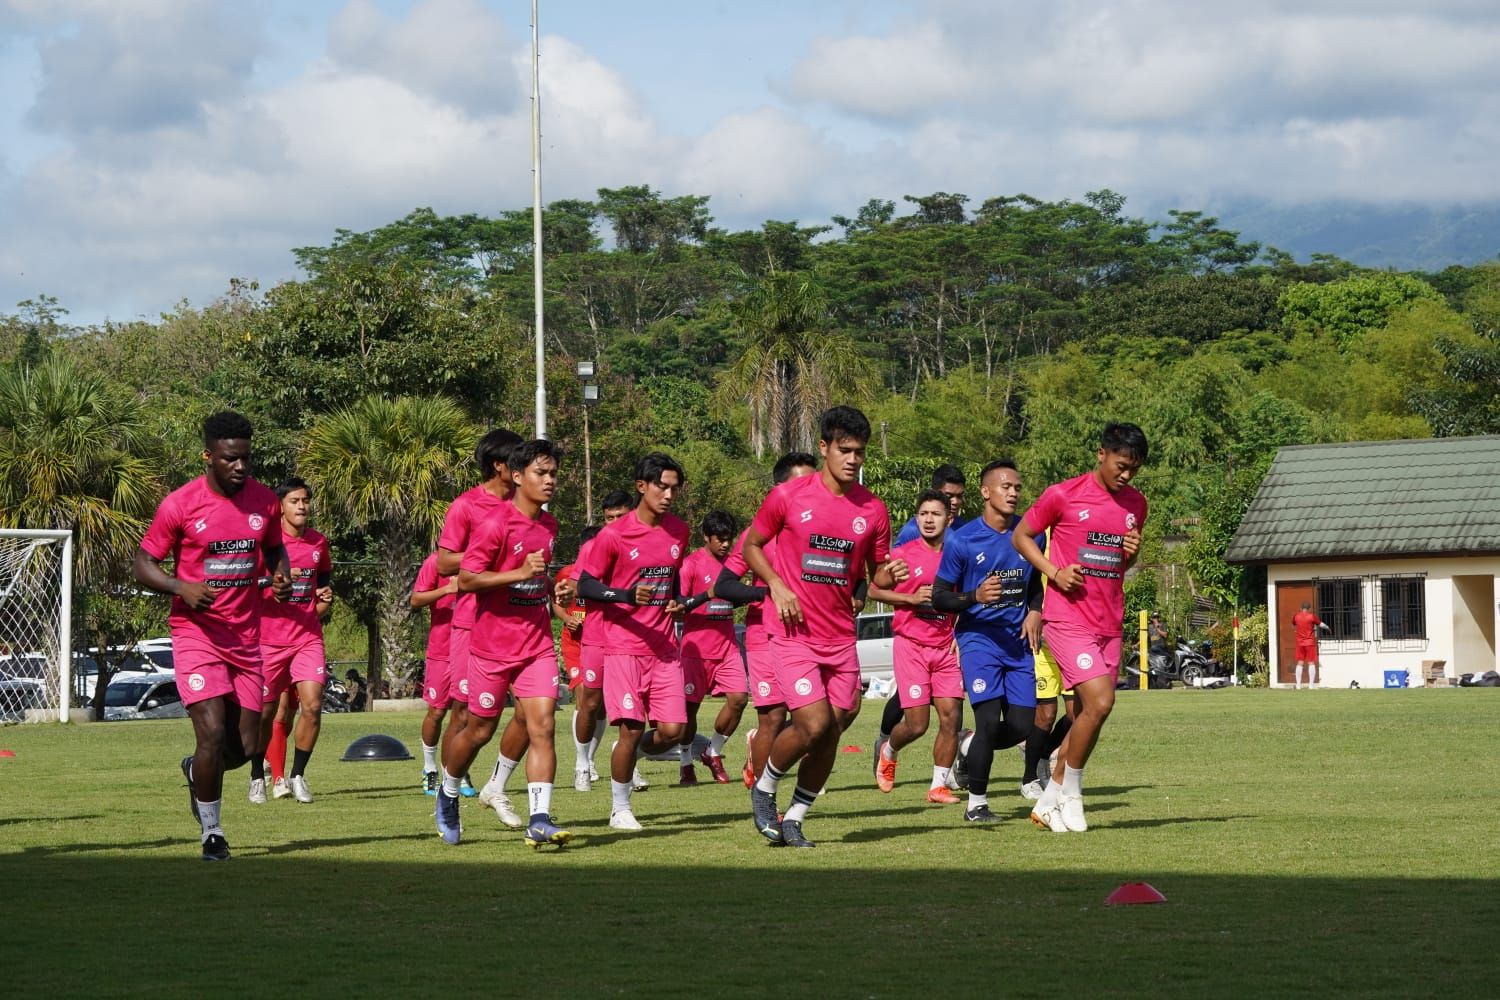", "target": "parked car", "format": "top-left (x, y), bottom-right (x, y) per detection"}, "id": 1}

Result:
top-left (103, 674), bottom-right (186, 721)
top-left (0, 667), bottom-right (45, 721)
top-left (856, 612), bottom-right (895, 688)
